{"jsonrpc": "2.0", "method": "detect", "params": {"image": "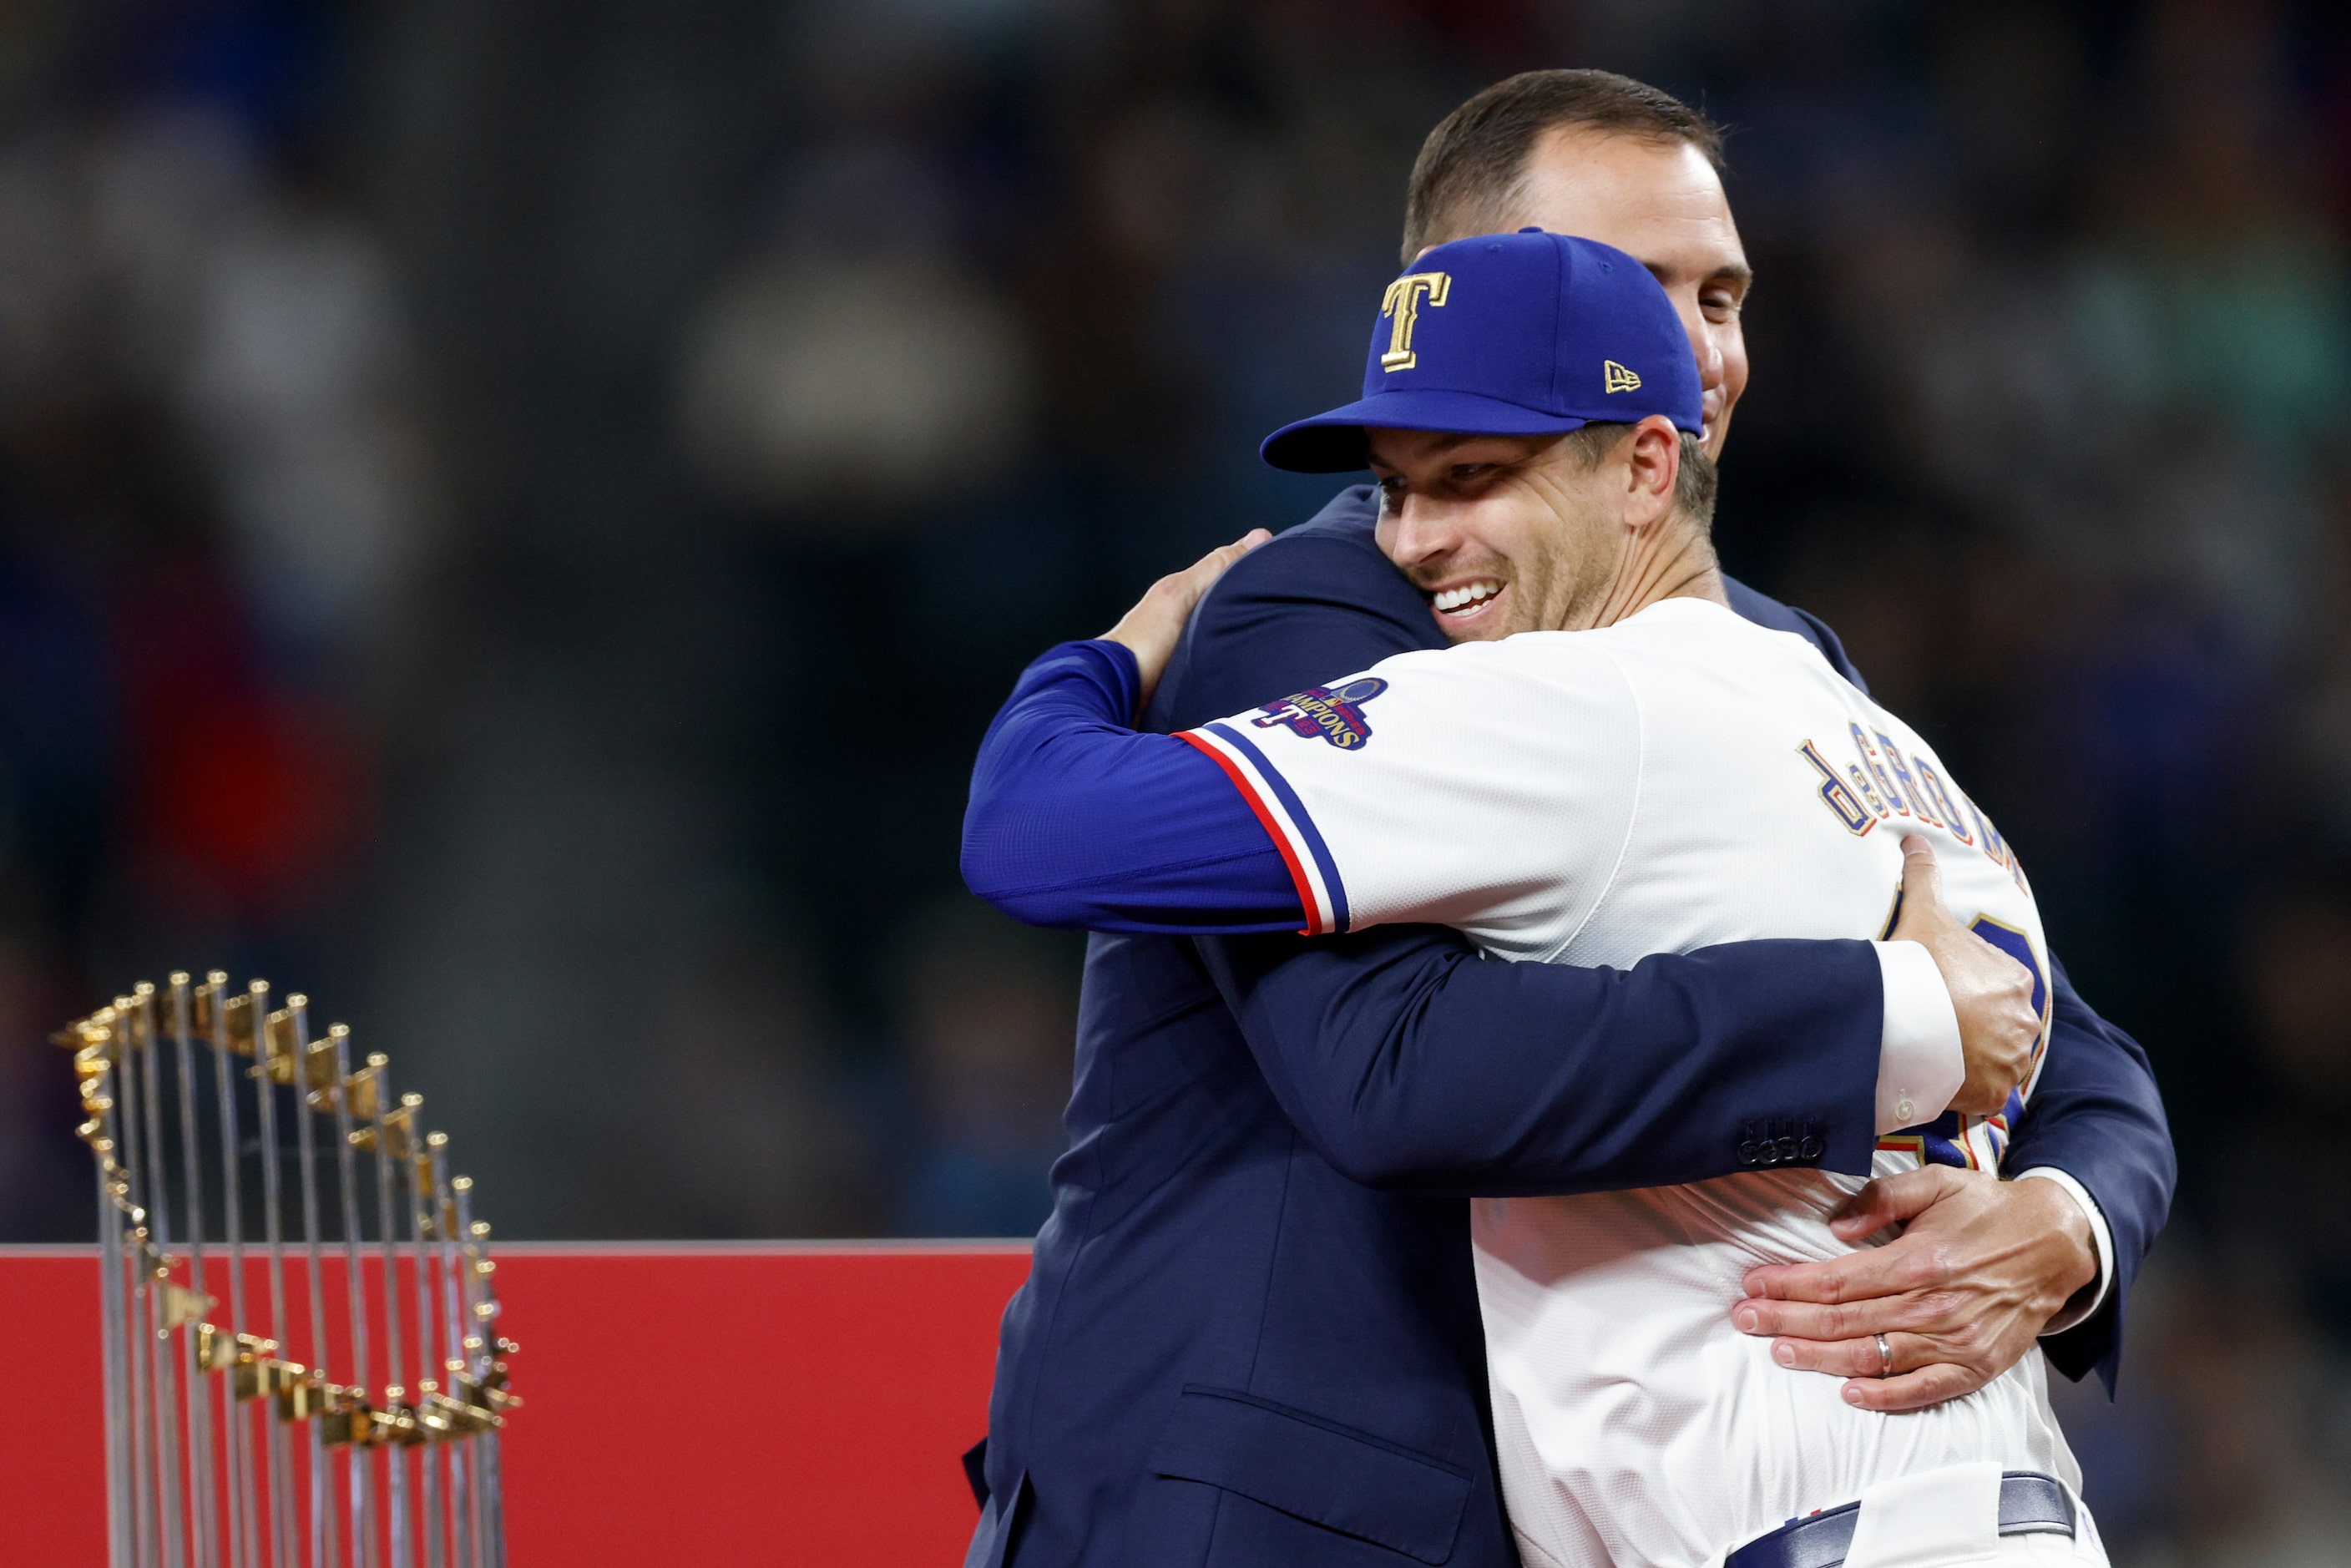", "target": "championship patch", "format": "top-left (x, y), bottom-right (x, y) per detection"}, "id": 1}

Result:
top-left (1251, 678), bottom-right (1388, 750)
